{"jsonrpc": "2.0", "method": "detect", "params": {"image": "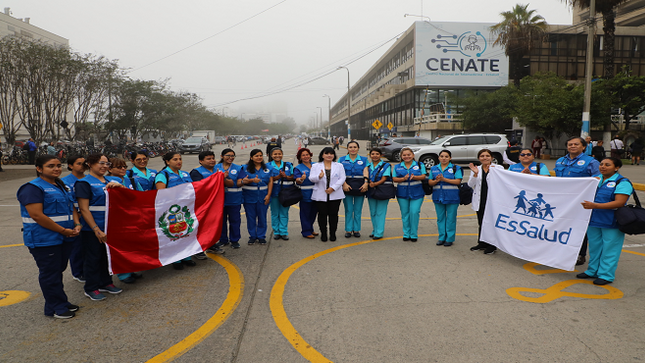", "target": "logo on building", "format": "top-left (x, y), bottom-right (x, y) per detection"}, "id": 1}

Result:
top-left (431, 31), bottom-right (488, 57)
